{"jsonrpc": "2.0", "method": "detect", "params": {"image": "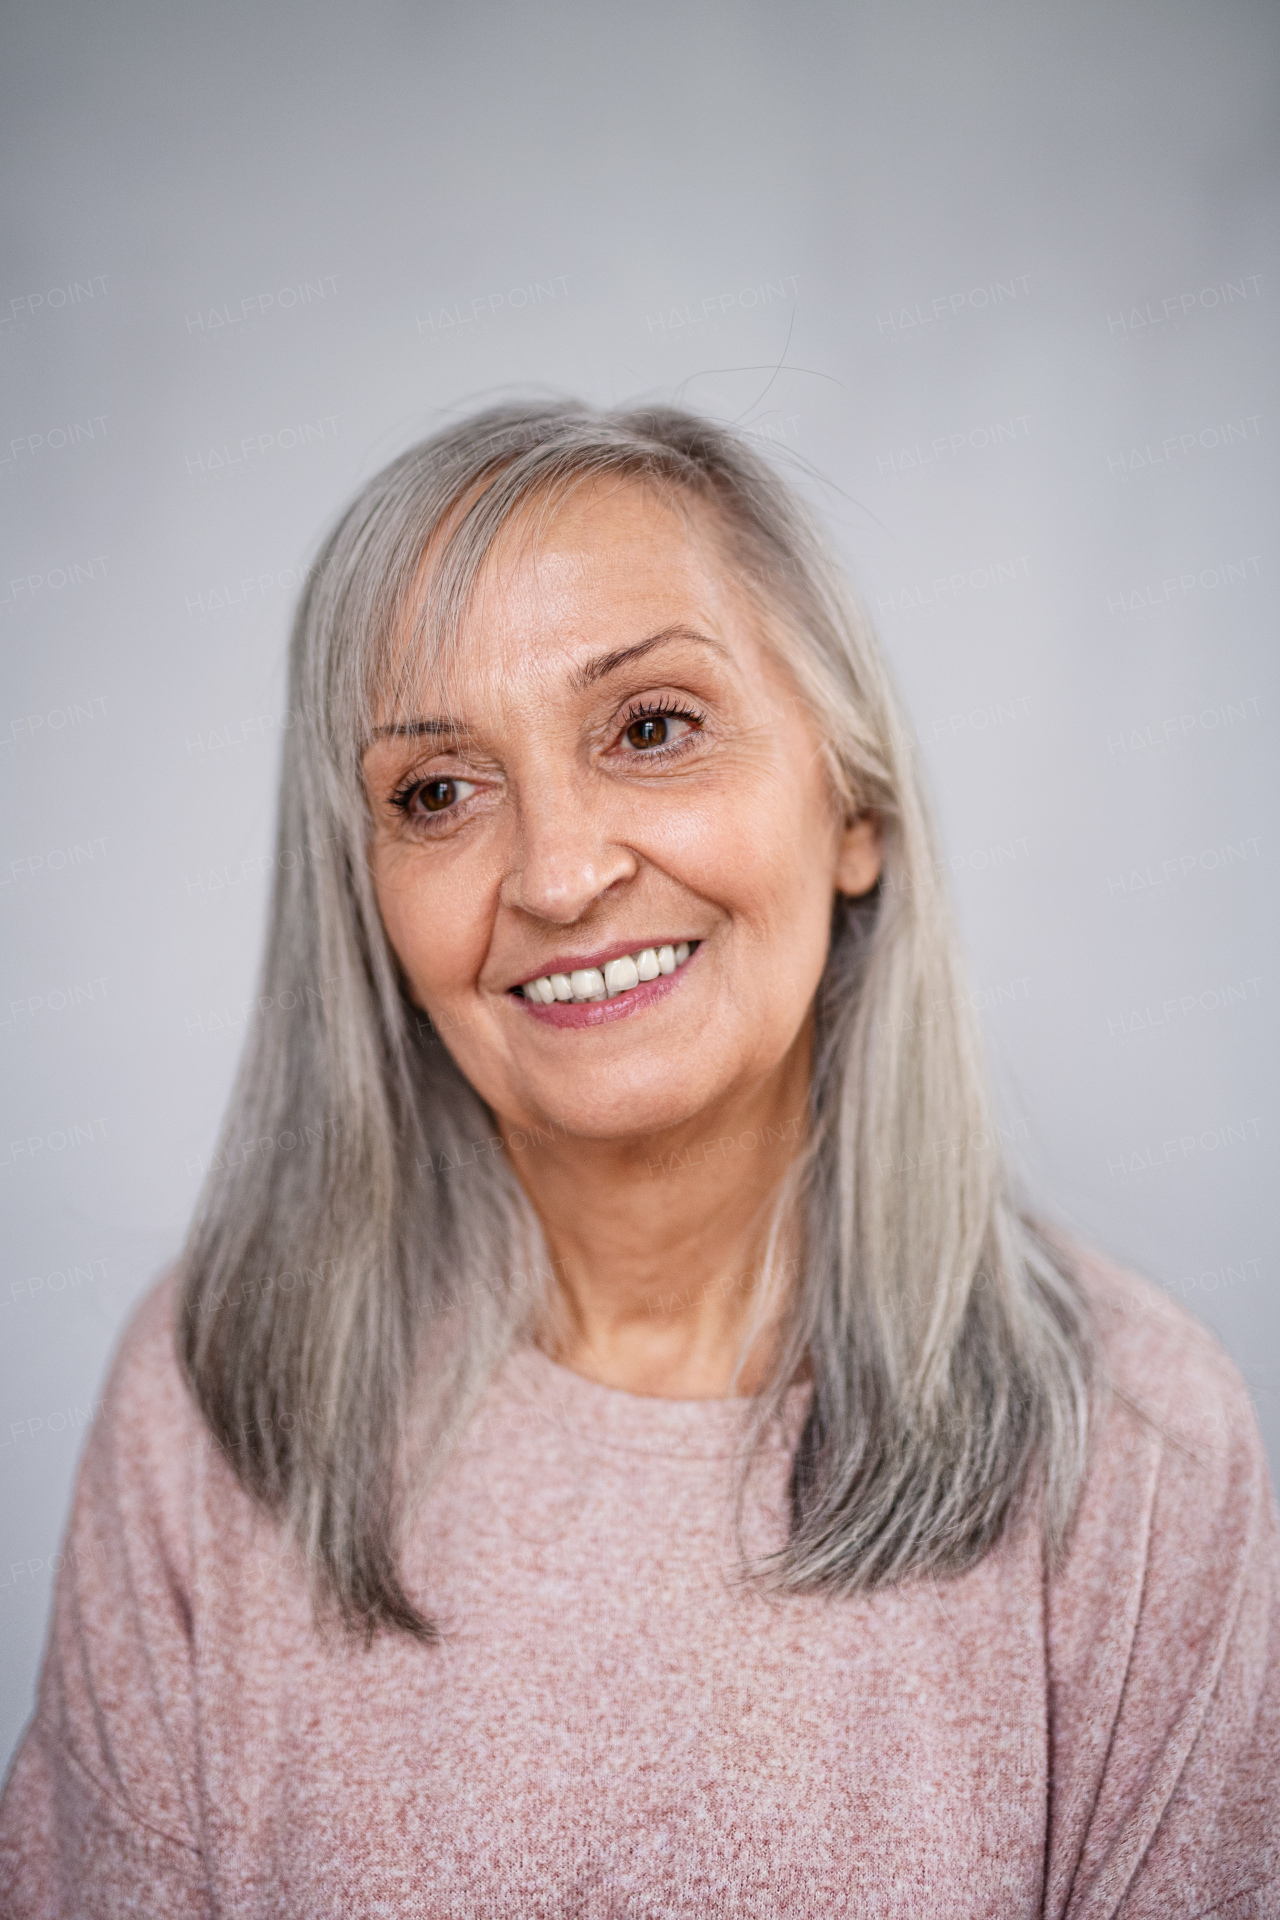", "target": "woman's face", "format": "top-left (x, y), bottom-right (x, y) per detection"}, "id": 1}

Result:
top-left (363, 480), bottom-right (881, 1141)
